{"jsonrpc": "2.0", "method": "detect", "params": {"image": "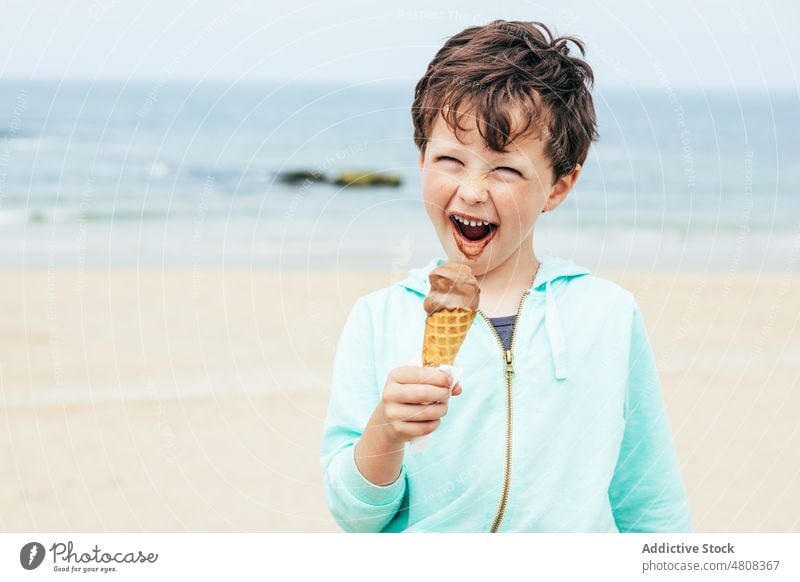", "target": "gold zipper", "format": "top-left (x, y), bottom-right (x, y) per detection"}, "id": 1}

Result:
top-left (477, 289), bottom-right (530, 533)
